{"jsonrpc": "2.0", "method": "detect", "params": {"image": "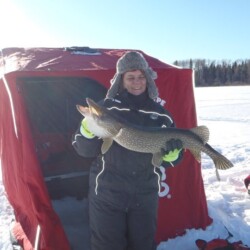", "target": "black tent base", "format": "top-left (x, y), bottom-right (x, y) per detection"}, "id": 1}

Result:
top-left (45, 171), bottom-right (89, 200)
